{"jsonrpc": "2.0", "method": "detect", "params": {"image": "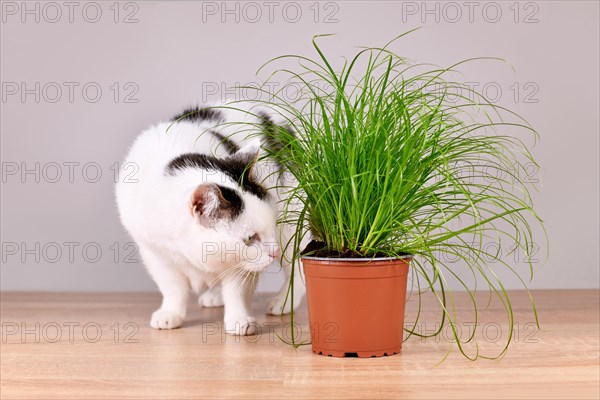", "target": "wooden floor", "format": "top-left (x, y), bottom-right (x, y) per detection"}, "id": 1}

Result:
top-left (1, 290), bottom-right (598, 399)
